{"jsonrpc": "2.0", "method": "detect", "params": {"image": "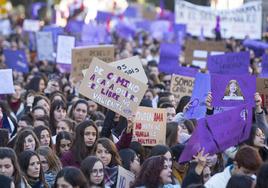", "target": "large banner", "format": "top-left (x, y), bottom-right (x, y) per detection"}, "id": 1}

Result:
top-left (175, 0), bottom-right (262, 39)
